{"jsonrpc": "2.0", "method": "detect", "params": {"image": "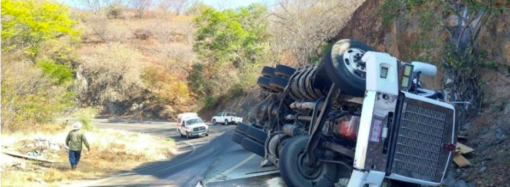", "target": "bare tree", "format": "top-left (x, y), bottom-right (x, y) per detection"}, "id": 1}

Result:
top-left (130, 0), bottom-right (153, 19)
top-left (157, 0), bottom-right (188, 17)
top-left (269, 0), bottom-right (364, 65)
top-left (80, 0), bottom-right (123, 15)
top-left (149, 19), bottom-right (195, 71)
